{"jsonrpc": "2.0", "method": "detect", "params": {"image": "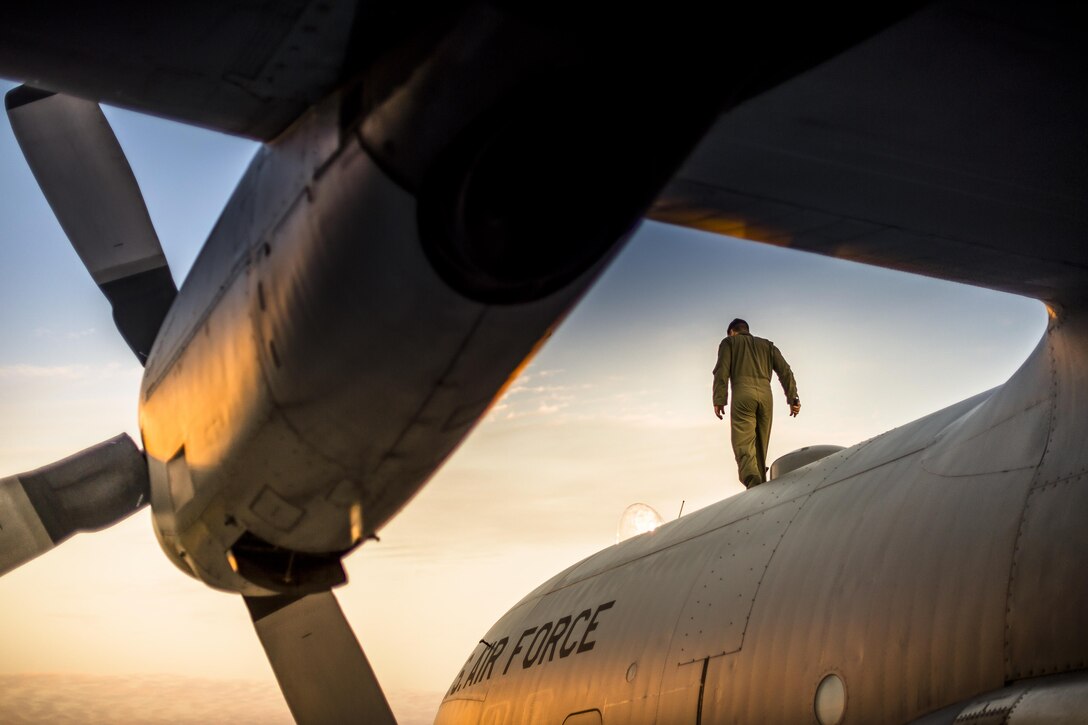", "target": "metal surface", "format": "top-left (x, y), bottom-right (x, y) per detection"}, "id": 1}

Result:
top-left (137, 91), bottom-right (620, 595)
top-left (0, 1), bottom-right (359, 139)
top-left (769, 445), bottom-right (845, 480)
top-left (5, 88), bottom-right (176, 362)
top-left (246, 591), bottom-right (396, 725)
top-left (908, 671), bottom-right (1088, 723)
top-left (650, 0), bottom-right (1088, 307)
top-left (1003, 313), bottom-right (1088, 681)
top-left (1008, 676), bottom-right (1088, 724)
top-left (0, 476), bottom-right (54, 576)
top-left (439, 310), bottom-right (1088, 722)
top-left (0, 434), bottom-right (148, 575)
top-left (5, 91), bottom-right (167, 286)
top-left (669, 498), bottom-right (804, 665)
